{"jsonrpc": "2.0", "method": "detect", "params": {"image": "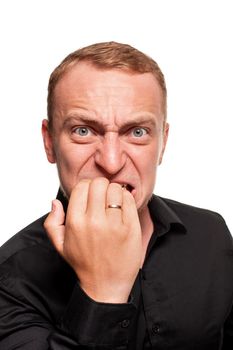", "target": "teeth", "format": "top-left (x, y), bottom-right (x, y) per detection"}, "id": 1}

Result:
top-left (121, 184), bottom-right (127, 189)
